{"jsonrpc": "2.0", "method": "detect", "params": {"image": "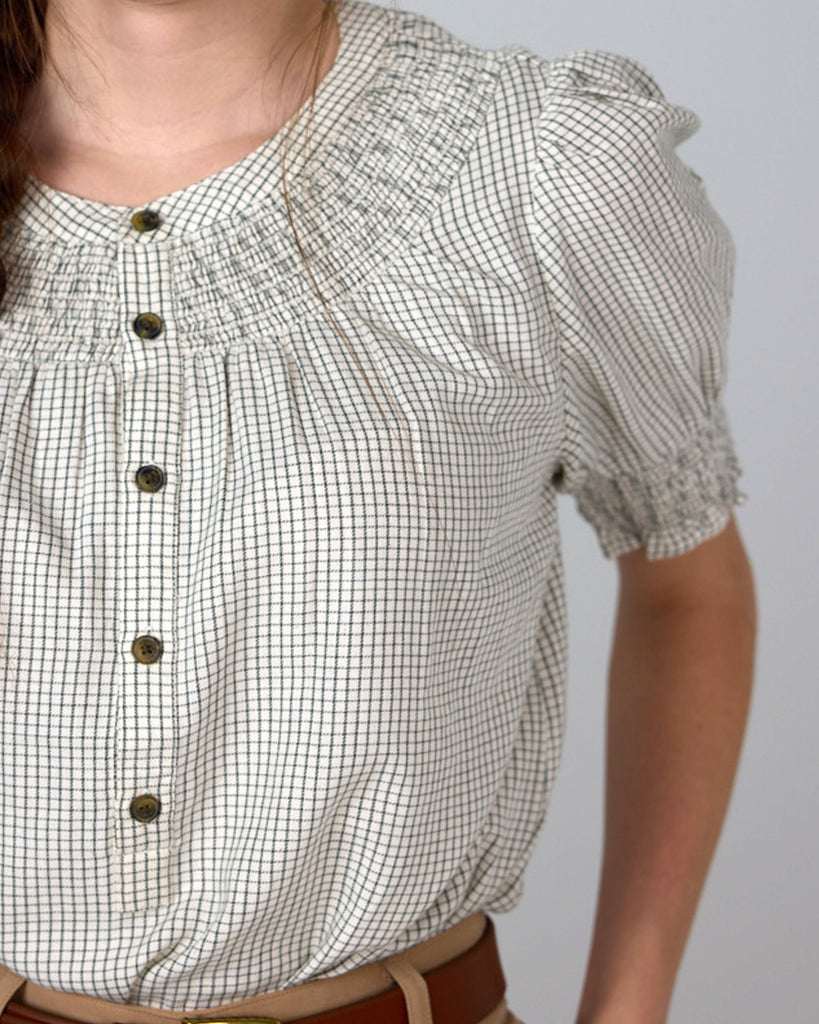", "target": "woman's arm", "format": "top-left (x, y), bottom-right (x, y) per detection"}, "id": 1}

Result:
top-left (575, 514), bottom-right (757, 1024)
